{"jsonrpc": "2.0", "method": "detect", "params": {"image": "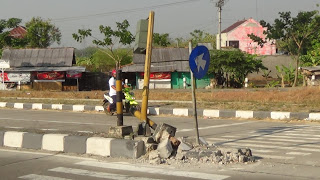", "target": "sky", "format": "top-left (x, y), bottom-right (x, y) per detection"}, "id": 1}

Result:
top-left (1, 0), bottom-right (319, 49)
